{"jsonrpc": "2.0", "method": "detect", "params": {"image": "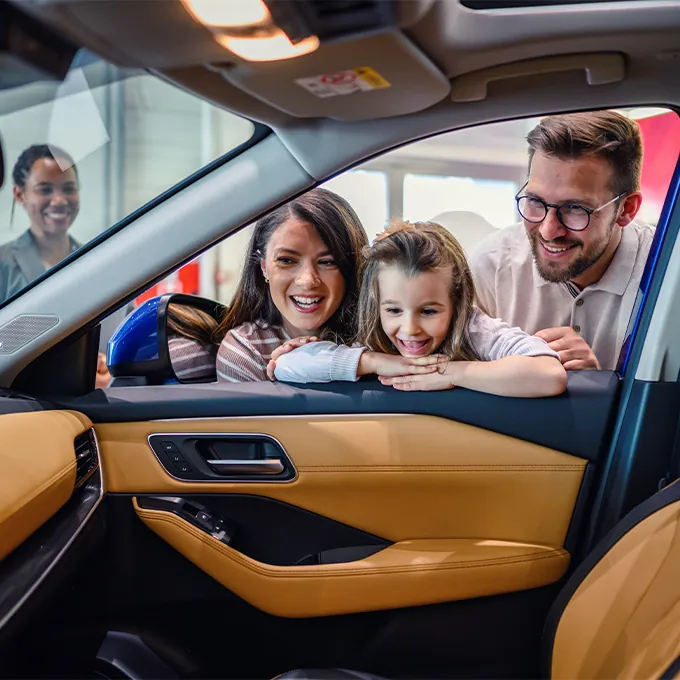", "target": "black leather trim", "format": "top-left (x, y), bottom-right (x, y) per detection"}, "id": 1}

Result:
top-left (56, 370), bottom-right (620, 461)
top-left (661, 653), bottom-right (680, 679)
top-left (541, 480), bottom-right (680, 676)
